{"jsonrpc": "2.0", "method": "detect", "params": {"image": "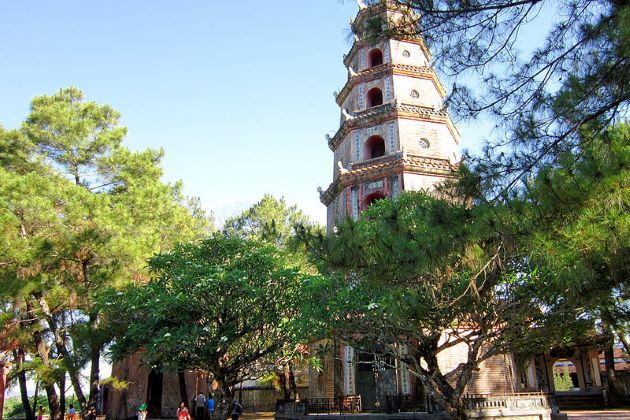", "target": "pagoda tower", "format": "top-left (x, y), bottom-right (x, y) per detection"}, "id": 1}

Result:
top-left (312, 0), bottom-right (462, 408)
top-left (320, 0), bottom-right (459, 232)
